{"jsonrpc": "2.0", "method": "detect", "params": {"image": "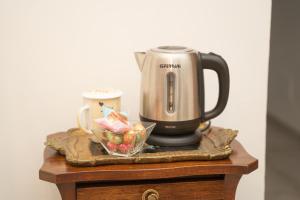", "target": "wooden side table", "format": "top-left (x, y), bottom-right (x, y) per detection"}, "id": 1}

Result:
top-left (39, 140), bottom-right (258, 200)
